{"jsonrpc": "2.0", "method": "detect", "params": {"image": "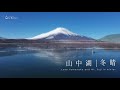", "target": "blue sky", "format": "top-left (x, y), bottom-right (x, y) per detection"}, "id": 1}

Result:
top-left (0, 12), bottom-right (120, 39)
